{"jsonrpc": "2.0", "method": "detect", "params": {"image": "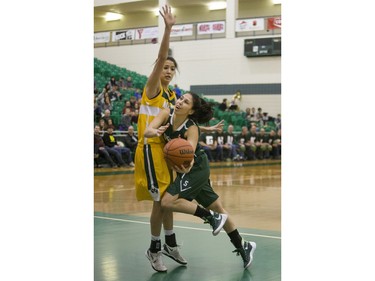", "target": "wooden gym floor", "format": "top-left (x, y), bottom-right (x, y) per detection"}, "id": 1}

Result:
top-left (94, 159), bottom-right (281, 281)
